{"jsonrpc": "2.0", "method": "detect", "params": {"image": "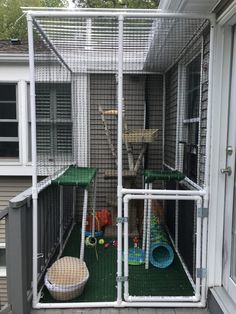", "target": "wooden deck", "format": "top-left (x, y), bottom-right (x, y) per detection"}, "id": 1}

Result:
top-left (31, 307), bottom-right (211, 314)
